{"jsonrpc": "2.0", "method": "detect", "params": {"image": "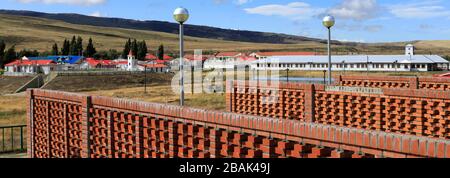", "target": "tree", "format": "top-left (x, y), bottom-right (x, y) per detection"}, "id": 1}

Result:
top-left (0, 40), bottom-right (5, 68)
top-left (122, 38), bottom-right (131, 58)
top-left (157, 44), bottom-right (164, 60)
top-left (51, 43), bottom-right (59, 56)
top-left (131, 39), bottom-right (138, 58)
top-left (70, 36), bottom-right (77, 55)
top-left (3, 45), bottom-right (17, 67)
top-left (18, 49), bottom-right (39, 57)
top-left (61, 39), bottom-right (70, 55)
top-left (84, 38), bottom-right (97, 57)
top-left (137, 40), bottom-right (148, 60)
top-left (76, 36), bottom-right (83, 56)
top-left (444, 55), bottom-right (450, 62)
